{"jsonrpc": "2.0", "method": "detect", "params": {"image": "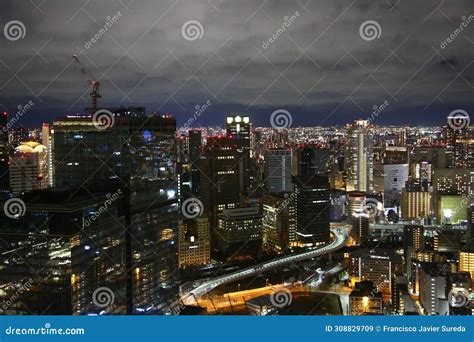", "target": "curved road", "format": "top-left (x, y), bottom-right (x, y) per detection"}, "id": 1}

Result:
top-left (181, 227), bottom-right (349, 305)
